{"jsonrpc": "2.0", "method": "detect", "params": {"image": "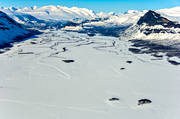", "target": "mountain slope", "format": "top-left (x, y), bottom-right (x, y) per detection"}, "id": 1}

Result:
top-left (0, 11), bottom-right (38, 48)
top-left (0, 8), bottom-right (47, 29)
top-left (14, 5), bottom-right (96, 21)
top-left (158, 7), bottom-right (180, 23)
top-left (2, 6), bottom-right (180, 46)
top-left (137, 10), bottom-right (180, 28)
top-left (1, 6), bottom-right (146, 28)
top-left (121, 10), bottom-right (180, 44)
